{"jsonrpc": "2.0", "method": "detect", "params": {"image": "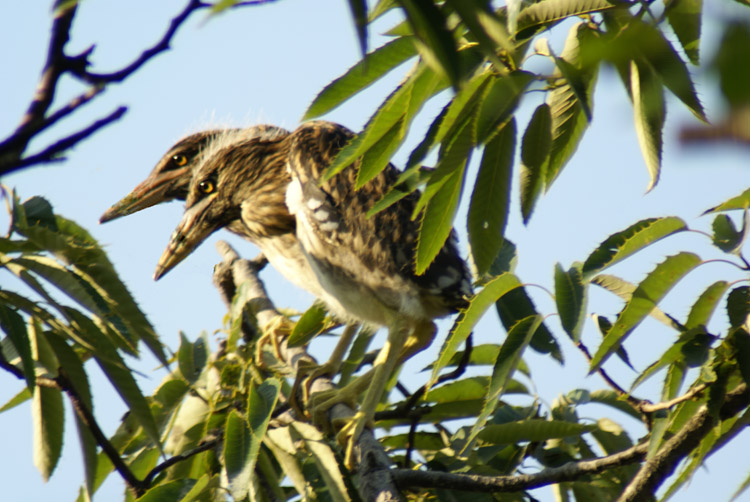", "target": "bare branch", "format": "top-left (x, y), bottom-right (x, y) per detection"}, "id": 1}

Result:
top-left (393, 441), bottom-right (649, 492)
top-left (143, 434), bottom-right (222, 486)
top-left (639, 384), bottom-right (708, 413)
top-left (618, 383), bottom-right (750, 502)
